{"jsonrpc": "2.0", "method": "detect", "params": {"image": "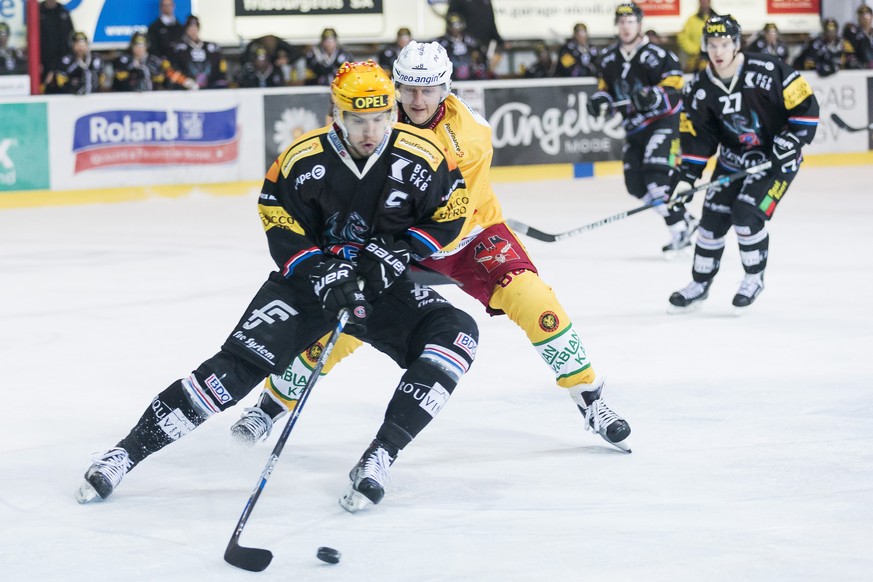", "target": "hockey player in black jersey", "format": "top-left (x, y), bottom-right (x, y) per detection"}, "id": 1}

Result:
top-left (75, 61), bottom-right (478, 510)
top-left (586, 2), bottom-right (696, 256)
top-left (668, 15), bottom-right (819, 313)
